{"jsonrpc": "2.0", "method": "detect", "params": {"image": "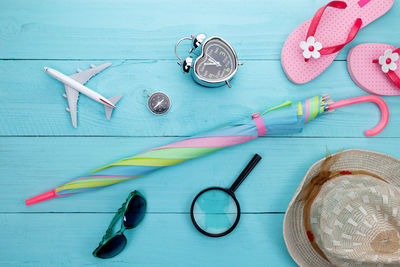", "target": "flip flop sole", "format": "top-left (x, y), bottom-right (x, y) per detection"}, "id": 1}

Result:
top-left (348, 43), bottom-right (400, 95)
top-left (281, 0), bottom-right (393, 84)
